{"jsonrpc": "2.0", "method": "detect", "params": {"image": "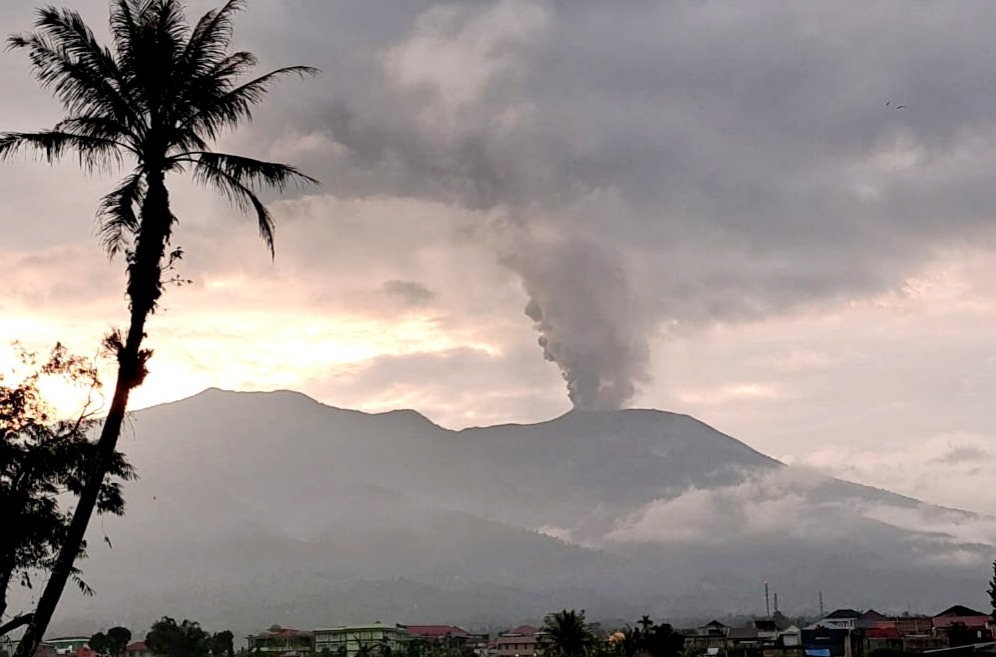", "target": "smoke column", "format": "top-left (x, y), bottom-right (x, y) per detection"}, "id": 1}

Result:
top-left (502, 229), bottom-right (650, 410)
